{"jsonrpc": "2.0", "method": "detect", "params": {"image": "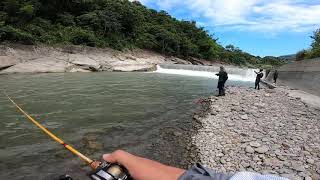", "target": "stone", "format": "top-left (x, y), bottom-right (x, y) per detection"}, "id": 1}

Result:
top-left (304, 176), bottom-right (312, 180)
top-left (263, 158), bottom-right (283, 167)
top-left (254, 103), bottom-right (265, 109)
top-left (278, 155), bottom-right (286, 161)
top-left (241, 114), bottom-right (249, 120)
top-left (173, 131), bottom-right (183, 136)
top-left (255, 146), bottom-right (269, 154)
top-left (306, 159), bottom-right (314, 164)
top-left (281, 174), bottom-right (298, 180)
top-left (277, 168), bottom-right (293, 174)
top-left (282, 142), bottom-right (291, 149)
top-left (253, 156), bottom-right (261, 161)
top-left (292, 164), bottom-right (305, 172)
top-left (232, 102), bottom-right (240, 106)
top-left (311, 174), bottom-right (320, 180)
top-left (249, 141), bottom-right (261, 148)
top-left (245, 146), bottom-right (255, 153)
top-left (220, 159), bottom-right (226, 164)
top-left (241, 161), bottom-right (250, 168)
top-left (211, 111), bottom-right (217, 115)
top-left (70, 54), bottom-right (101, 71)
